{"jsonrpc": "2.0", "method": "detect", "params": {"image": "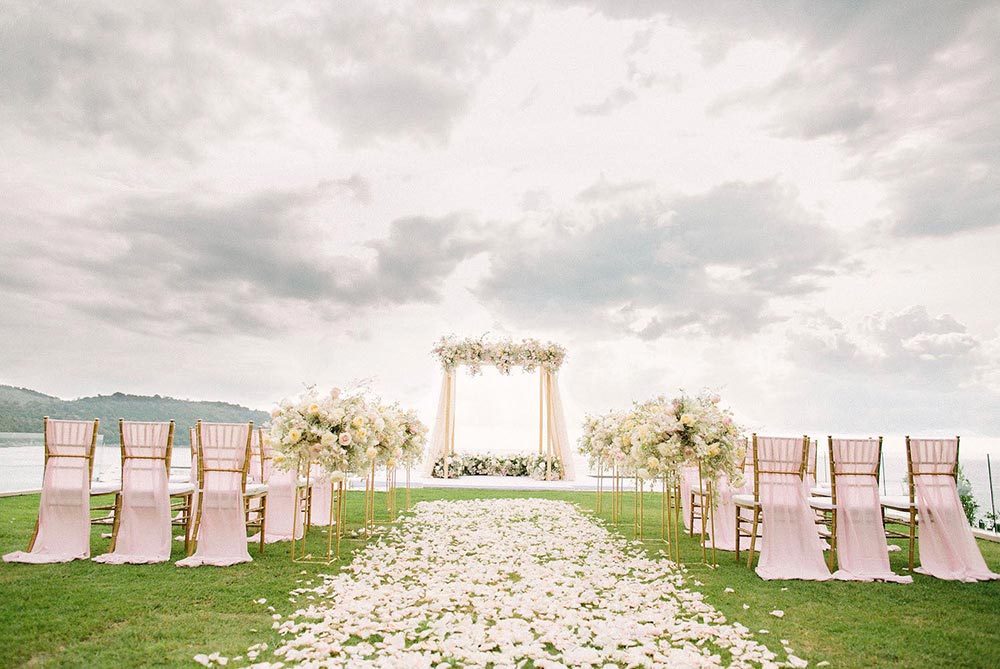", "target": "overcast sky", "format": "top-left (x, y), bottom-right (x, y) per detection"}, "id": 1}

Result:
top-left (2, 1), bottom-right (999, 452)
